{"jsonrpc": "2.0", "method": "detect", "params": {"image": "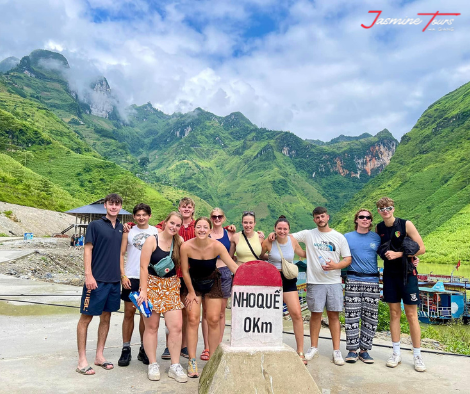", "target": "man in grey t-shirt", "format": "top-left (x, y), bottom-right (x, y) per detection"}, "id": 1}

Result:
top-left (292, 207), bottom-right (351, 366)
